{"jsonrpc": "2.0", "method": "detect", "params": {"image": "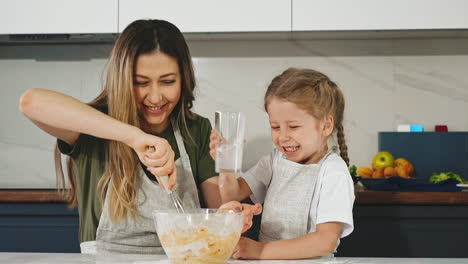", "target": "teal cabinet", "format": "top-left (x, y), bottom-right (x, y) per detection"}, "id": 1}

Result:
top-left (0, 203), bottom-right (79, 253)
